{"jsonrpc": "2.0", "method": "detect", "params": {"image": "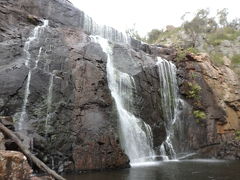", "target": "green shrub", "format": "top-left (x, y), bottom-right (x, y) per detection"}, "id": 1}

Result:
top-left (176, 47), bottom-right (199, 61)
top-left (187, 82), bottom-right (201, 99)
top-left (193, 110), bottom-right (206, 119)
top-left (155, 27), bottom-right (182, 44)
top-left (176, 49), bottom-right (187, 61)
top-left (235, 130), bottom-right (240, 140)
top-left (190, 72), bottom-right (199, 79)
top-left (187, 47), bottom-right (199, 54)
top-left (27, 15), bottom-right (39, 25)
top-left (231, 54), bottom-right (240, 65)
